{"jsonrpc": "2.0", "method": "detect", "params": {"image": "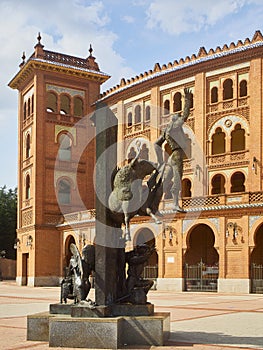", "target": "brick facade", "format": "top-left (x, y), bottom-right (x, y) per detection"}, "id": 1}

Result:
top-left (9, 31), bottom-right (263, 293)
